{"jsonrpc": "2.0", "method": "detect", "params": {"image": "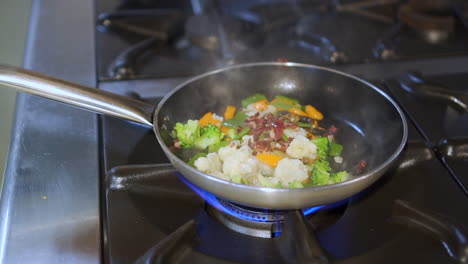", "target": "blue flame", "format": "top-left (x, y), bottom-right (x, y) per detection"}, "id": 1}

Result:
top-left (178, 173), bottom-right (346, 221)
